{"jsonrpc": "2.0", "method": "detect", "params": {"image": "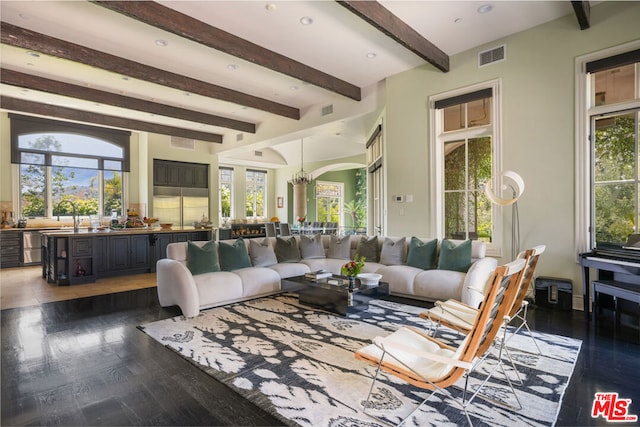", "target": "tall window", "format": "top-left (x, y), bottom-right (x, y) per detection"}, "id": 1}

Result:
top-left (588, 51), bottom-right (640, 246)
top-left (316, 181), bottom-right (342, 224)
top-left (11, 114), bottom-right (129, 219)
top-left (219, 167), bottom-right (234, 221)
top-left (367, 124), bottom-right (383, 235)
top-left (245, 169), bottom-right (266, 218)
top-left (432, 83), bottom-right (498, 251)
